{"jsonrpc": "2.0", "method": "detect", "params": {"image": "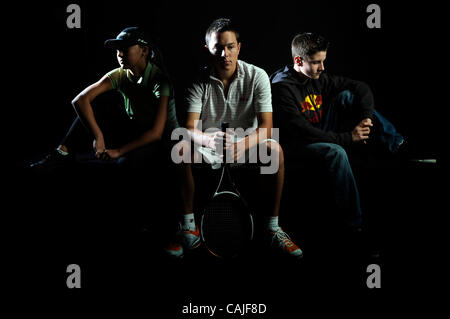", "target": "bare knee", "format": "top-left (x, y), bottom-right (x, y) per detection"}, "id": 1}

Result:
top-left (258, 140), bottom-right (284, 175)
top-left (265, 140), bottom-right (284, 168)
top-left (171, 140), bottom-right (192, 164)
